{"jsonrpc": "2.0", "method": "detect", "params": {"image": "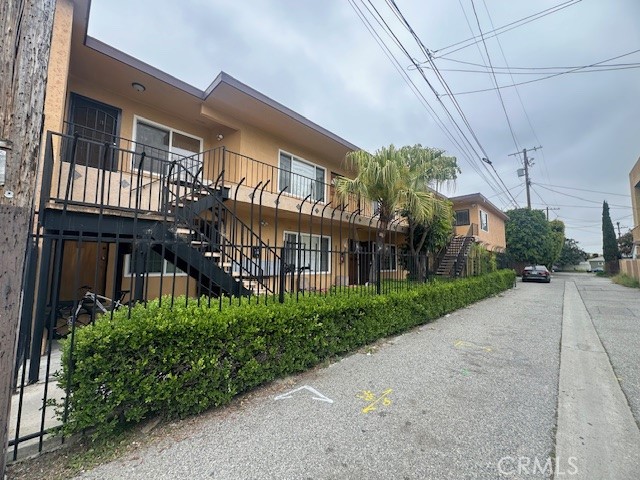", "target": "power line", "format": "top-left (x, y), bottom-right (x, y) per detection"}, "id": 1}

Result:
top-left (416, 64), bottom-right (640, 75)
top-left (531, 203), bottom-right (631, 209)
top-left (420, 56), bottom-right (640, 73)
top-left (433, 0), bottom-right (582, 57)
top-left (469, 0), bottom-right (522, 155)
top-left (348, 0), bottom-right (515, 208)
top-left (383, 0), bottom-right (519, 208)
top-left (443, 49), bottom-right (640, 96)
top-left (347, 1), bottom-right (484, 173)
top-left (533, 182), bottom-right (630, 197)
top-left (534, 183), bottom-right (632, 208)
